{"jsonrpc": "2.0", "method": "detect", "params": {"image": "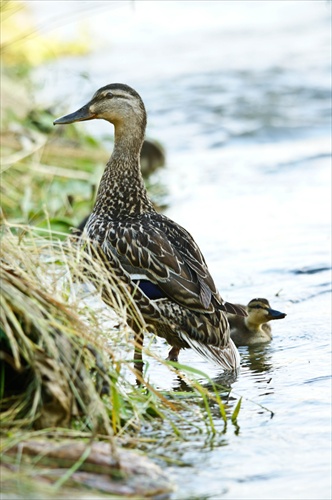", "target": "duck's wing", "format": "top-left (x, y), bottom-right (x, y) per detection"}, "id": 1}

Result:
top-left (158, 216), bottom-right (247, 317)
top-left (99, 212), bottom-right (244, 315)
top-left (152, 214), bottom-right (218, 309)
